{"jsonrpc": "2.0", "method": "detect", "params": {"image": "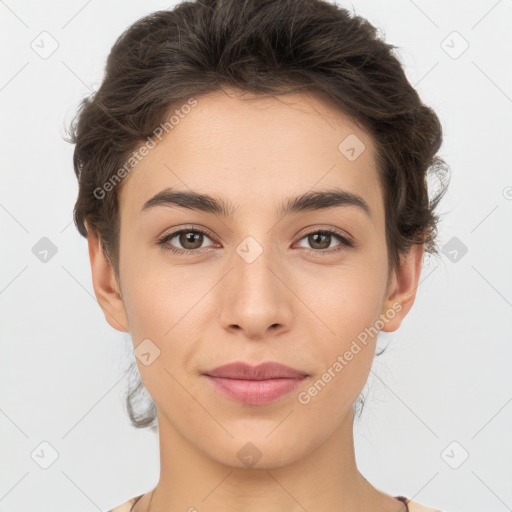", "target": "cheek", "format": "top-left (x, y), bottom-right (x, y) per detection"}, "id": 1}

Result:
top-left (298, 255), bottom-right (388, 344)
top-left (119, 256), bottom-right (212, 401)
top-left (123, 267), bottom-right (214, 339)
top-left (295, 280), bottom-right (381, 425)
top-left (118, 230), bottom-right (198, 339)
top-left (296, 253), bottom-right (388, 393)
